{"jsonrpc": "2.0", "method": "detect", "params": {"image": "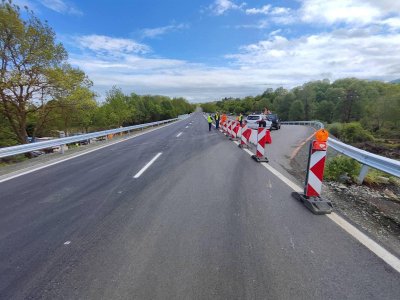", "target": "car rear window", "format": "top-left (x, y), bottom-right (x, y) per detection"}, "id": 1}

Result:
top-left (267, 114), bottom-right (277, 120)
top-left (247, 115), bottom-right (261, 120)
